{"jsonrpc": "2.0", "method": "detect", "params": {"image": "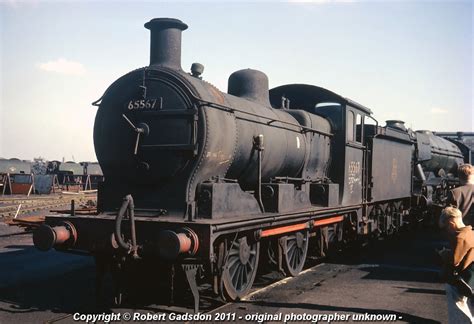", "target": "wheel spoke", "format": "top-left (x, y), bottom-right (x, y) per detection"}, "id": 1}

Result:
top-left (237, 265), bottom-right (245, 290)
top-left (229, 248), bottom-right (239, 256)
top-left (289, 246), bottom-right (295, 263)
top-left (229, 258), bottom-right (240, 277)
top-left (287, 239), bottom-right (296, 250)
top-left (295, 248), bottom-right (301, 265)
top-left (247, 261), bottom-right (254, 273)
top-left (234, 265), bottom-right (240, 289)
top-left (292, 249), bottom-right (298, 269)
top-left (241, 265), bottom-right (248, 289)
top-left (228, 256), bottom-right (240, 269)
top-left (248, 254), bottom-right (255, 264)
